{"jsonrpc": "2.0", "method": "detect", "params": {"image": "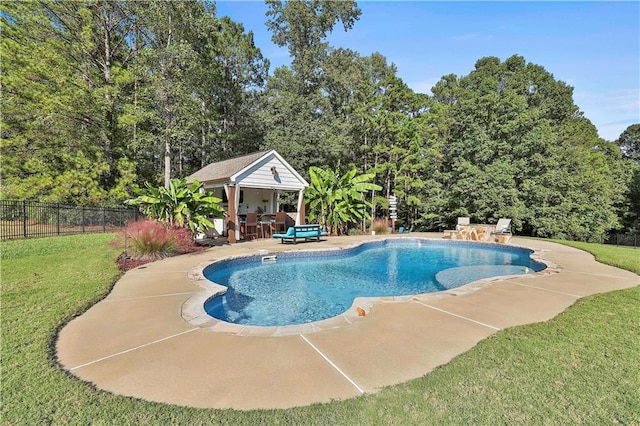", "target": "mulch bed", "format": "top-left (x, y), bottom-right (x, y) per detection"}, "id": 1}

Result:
top-left (116, 256), bottom-right (152, 271)
top-left (116, 244), bottom-right (211, 272)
